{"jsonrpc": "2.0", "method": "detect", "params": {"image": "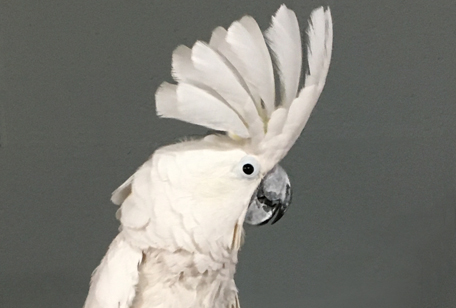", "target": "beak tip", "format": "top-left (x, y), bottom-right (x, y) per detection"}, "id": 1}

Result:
top-left (270, 183), bottom-right (292, 225)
